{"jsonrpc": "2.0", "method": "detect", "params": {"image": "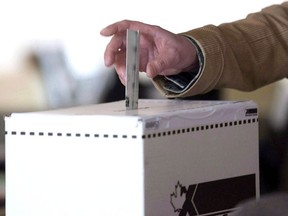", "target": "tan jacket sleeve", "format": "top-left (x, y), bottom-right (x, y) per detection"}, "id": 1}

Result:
top-left (152, 2), bottom-right (288, 98)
